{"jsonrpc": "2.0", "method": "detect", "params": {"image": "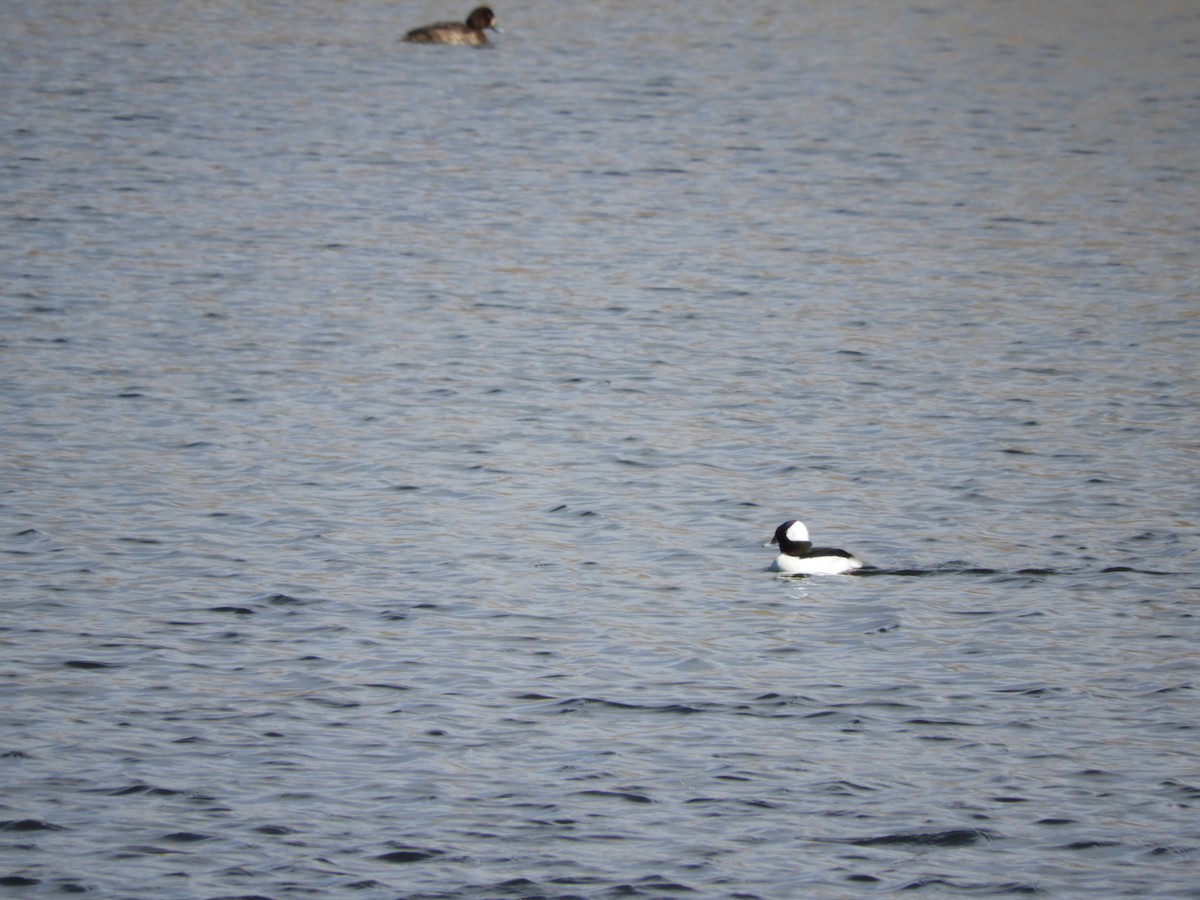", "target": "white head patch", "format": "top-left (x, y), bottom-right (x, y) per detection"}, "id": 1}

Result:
top-left (785, 520), bottom-right (810, 543)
